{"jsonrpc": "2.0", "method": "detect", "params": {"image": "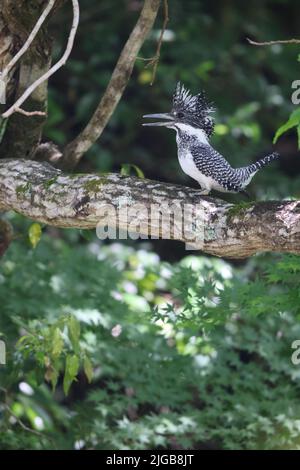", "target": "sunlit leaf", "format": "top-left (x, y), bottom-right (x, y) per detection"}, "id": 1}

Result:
top-left (121, 163), bottom-right (145, 178)
top-left (28, 223), bottom-right (42, 249)
top-left (63, 354), bottom-right (79, 395)
top-left (52, 327), bottom-right (64, 358)
top-left (273, 107), bottom-right (300, 144)
top-left (138, 70), bottom-right (152, 85)
top-left (68, 316), bottom-right (81, 353)
top-left (83, 356), bottom-right (93, 383)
